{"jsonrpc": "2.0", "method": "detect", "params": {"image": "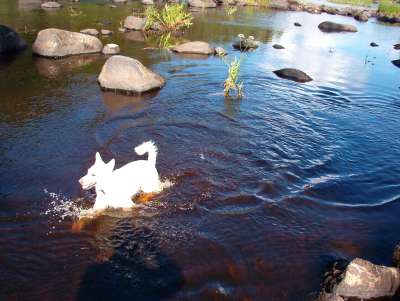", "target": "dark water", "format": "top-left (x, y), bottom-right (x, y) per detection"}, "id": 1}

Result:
top-left (1, 0), bottom-right (400, 300)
